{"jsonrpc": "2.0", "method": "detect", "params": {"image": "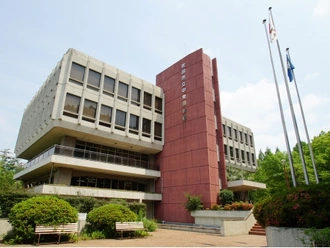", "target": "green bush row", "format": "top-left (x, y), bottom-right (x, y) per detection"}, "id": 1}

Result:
top-left (0, 192), bottom-right (146, 218)
top-left (3, 194), bottom-right (155, 244)
top-left (253, 183), bottom-right (330, 229)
